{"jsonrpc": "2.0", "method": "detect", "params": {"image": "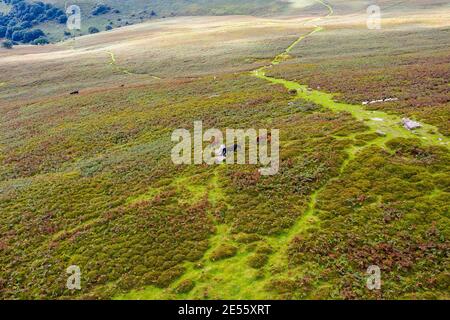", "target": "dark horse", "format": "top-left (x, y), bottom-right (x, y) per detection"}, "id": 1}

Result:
top-left (221, 144), bottom-right (241, 157)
